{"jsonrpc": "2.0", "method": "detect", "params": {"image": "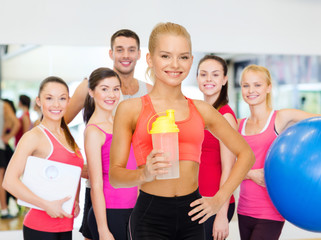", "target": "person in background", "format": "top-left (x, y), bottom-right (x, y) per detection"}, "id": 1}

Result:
top-left (0, 99), bottom-right (20, 219)
top-left (83, 67), bottom-right (137, 240)
top-left (3, 98), bottom-right (17, 115)
top-left (3, 77), bottom-right (84, 240)
top-left (15, 94), bottom-right (32, 146)
top-left (109, 22), bottom-right (255, 239)
top-left (196, 55), bottom-right (237, 240)
top-left (32, 98), bottom-right (43, 127)
top-left (237, 64), bottom-right (321, 240)
top-left (2, 99), bottom-right (20, 215)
